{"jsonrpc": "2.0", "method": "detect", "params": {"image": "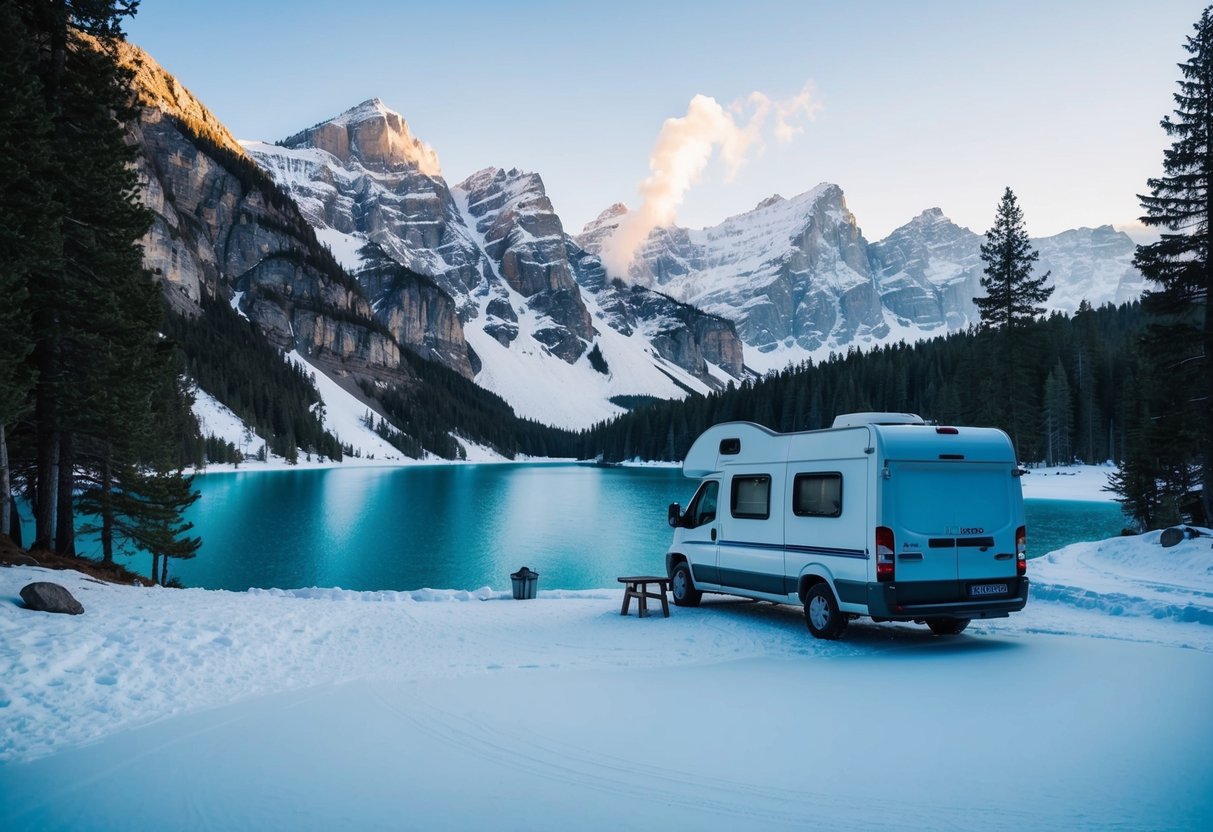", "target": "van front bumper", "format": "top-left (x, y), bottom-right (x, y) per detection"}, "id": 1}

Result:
top-left (862, 577), bottom-right (1029, 621)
